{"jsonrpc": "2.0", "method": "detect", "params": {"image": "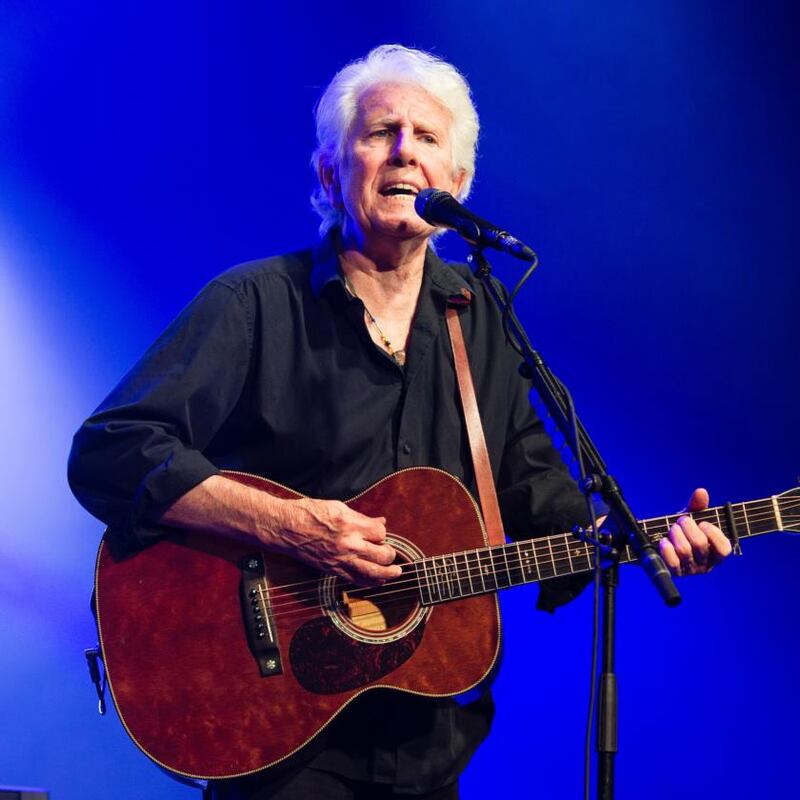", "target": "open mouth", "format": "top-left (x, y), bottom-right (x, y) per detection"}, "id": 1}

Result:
top-left (379, 183), bottom-right (420, 197)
